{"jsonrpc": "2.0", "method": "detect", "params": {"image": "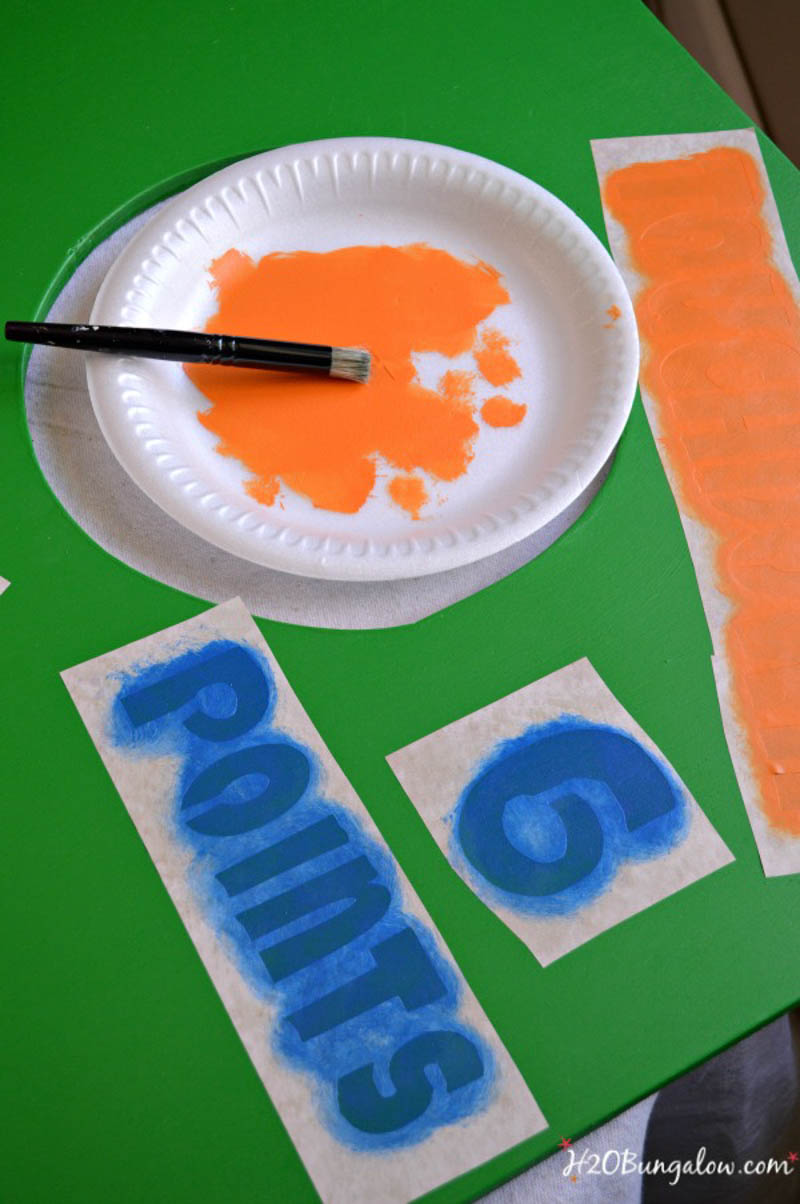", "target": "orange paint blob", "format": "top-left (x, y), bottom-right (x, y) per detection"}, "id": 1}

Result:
top-left (388, 474), bottom-right (428, 519)
top-left (605, 146), bottom-right (800, 835)
top-left (481, 396), bottom-right (527, 428)
top-left (474, 327), bottom-right (521, 387)
top-left (603, 303), bottom-right (622, 328)
top-left (186, 243), bottom-right (517, 518)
